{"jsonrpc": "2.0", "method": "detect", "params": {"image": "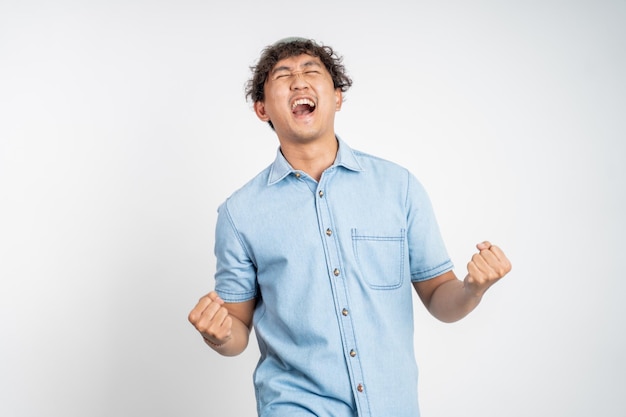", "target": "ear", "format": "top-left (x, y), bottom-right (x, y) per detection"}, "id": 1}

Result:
top-left (254, 101), bottom-right (271, 122)
top-left (335, 89), bottom-right (343, 111)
